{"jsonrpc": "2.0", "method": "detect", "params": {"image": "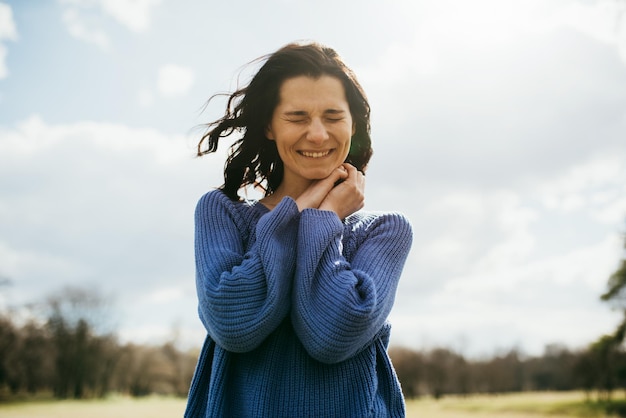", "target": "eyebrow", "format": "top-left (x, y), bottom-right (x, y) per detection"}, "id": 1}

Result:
top-left (283, 109), bottom-right (347, 116)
